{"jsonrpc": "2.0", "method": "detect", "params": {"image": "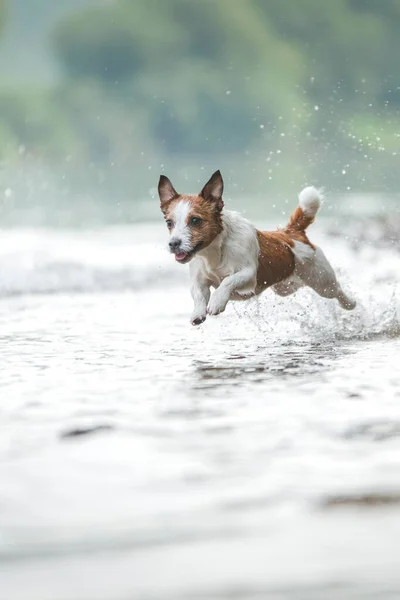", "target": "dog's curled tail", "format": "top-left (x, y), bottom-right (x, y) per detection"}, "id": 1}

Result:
top-left (287, 186), bottom-right (323, 232)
